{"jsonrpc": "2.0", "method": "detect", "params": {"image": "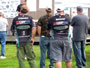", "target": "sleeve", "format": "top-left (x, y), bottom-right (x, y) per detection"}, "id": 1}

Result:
top-left (48, 17), bottom-right (53, 30)
top-left (4, 19), bottom-right (8, 26)
top-left (65, 16), bottom-right (71, 24)
top-left (32, 19), bottom-right (36, 28)
top-left (71, 17), bottom-right (76, 26)
top-left (29, 16), bottom-right (36, 28)
top-left (37, 17), bottom-right (42, 26)
top-left (11, 18), bottom-right (16, 31)
top-left (16, 4), bottom-right (21, 12)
